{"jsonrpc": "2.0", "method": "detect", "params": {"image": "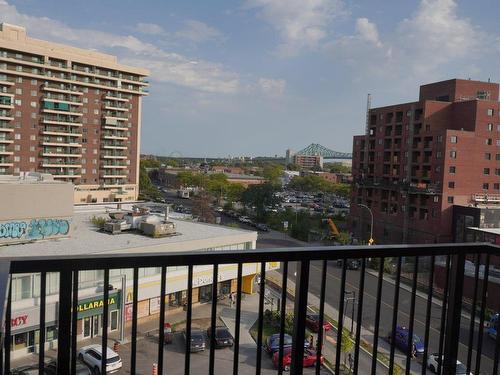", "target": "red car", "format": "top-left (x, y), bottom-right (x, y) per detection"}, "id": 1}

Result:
top-left (305, 314), bottom-right (332, 333)
top-left (272, 348), bottom-right (324, 371)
